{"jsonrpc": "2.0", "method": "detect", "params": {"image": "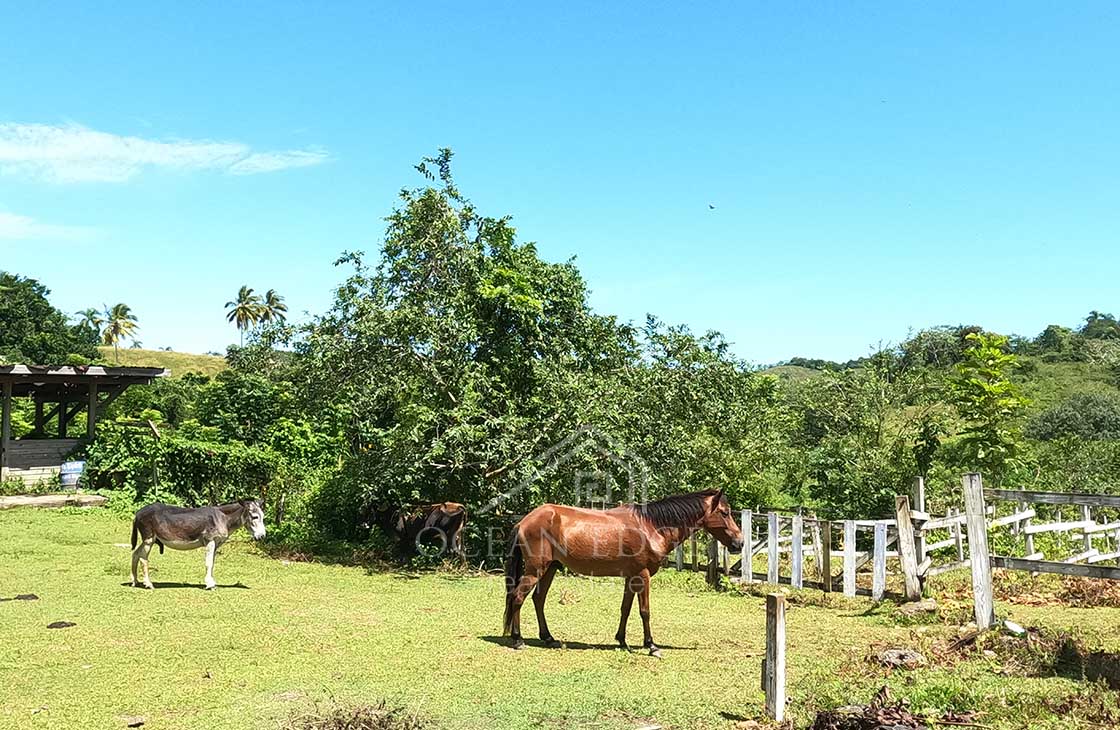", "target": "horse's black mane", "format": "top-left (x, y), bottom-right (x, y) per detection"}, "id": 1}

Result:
top-left (630, 489), bottom-right (719, 529)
